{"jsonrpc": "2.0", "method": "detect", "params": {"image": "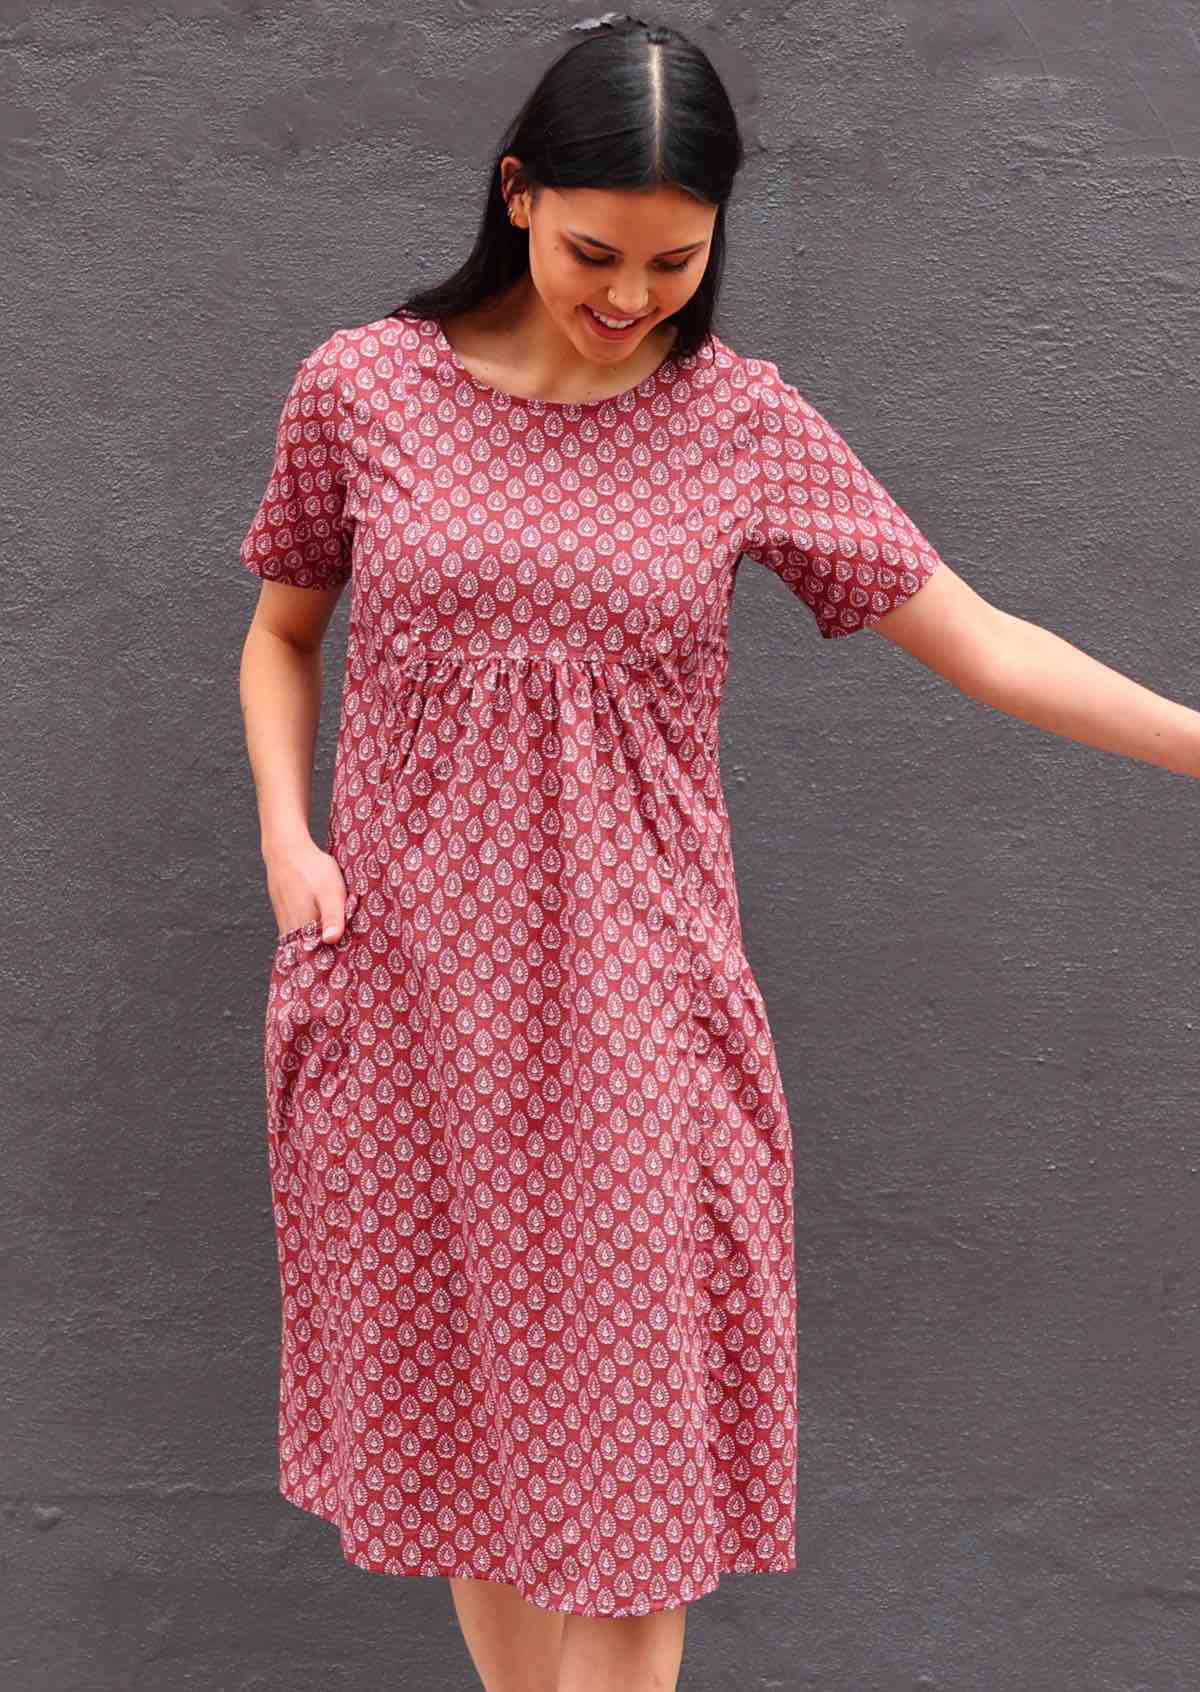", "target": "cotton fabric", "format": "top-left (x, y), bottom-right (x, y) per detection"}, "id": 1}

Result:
top-left (240, 312), bottom-right (944, 1615)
